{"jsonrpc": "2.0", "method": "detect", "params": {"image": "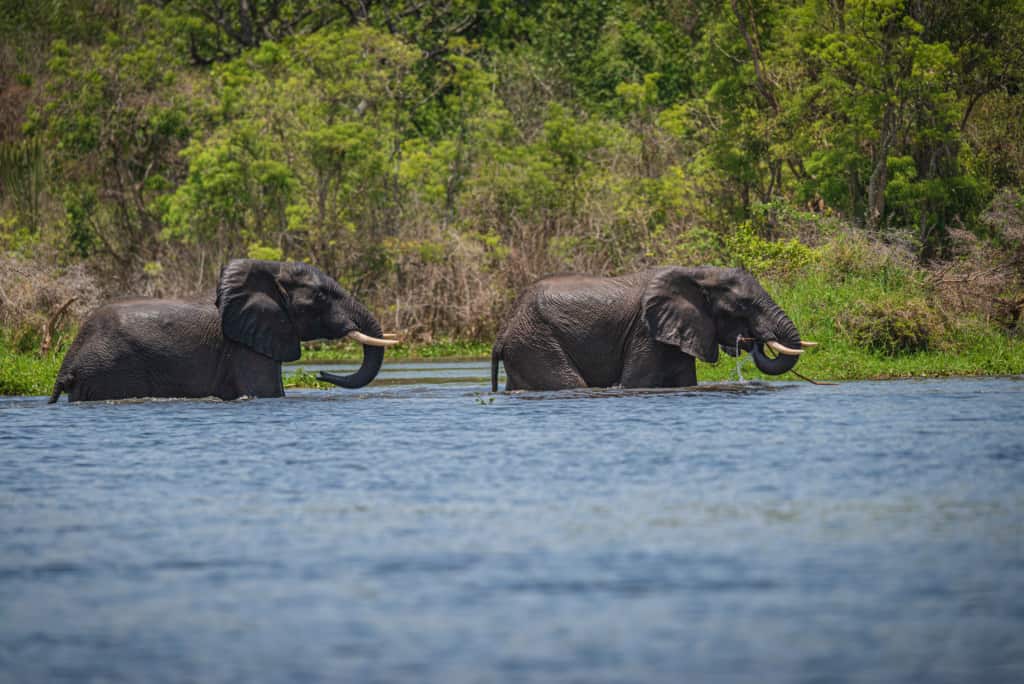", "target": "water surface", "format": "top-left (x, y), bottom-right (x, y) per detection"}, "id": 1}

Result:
top-left (2, 362), bottom-right (1023, 683)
